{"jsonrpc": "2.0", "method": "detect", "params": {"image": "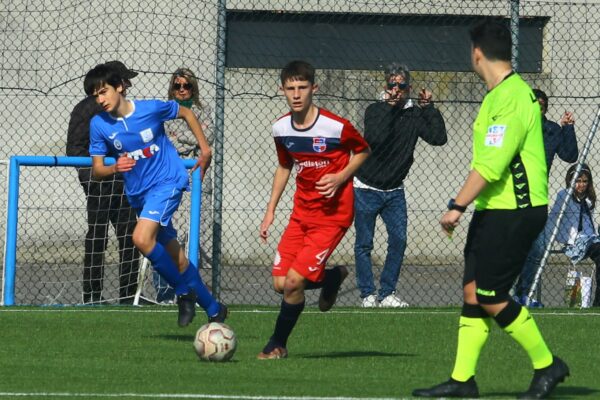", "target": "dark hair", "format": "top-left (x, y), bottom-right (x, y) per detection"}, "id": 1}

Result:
top-left (280, 60), bottom-right (315, 85)
top-left (566, 163), bottom-right (596, 209)
top-left (469, 19), bottom-right (512, 62)
top-left (84, 64), bottom-right (123, 96)
top-left (532, 88), bottom-right (548, 105)
top-left (384, 63), bottom-right (411, 85)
